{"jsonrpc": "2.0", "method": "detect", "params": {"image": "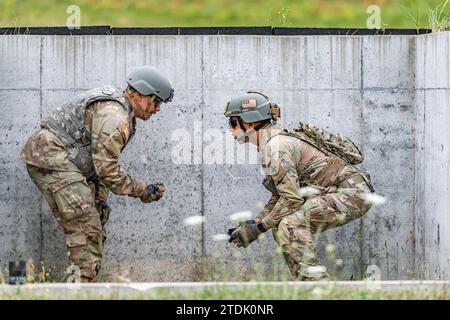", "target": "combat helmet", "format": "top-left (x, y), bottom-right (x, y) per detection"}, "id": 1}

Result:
top-left (126, 66), bottom-right (174, 103)
top-left (224, 91), bottom-right (280, 143)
